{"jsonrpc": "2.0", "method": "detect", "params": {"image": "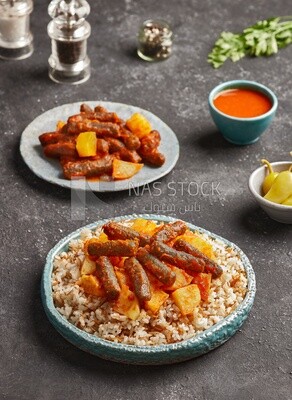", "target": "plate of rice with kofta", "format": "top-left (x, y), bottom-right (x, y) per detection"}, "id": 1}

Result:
top-left (41, 214), bottom-right (256, 365)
